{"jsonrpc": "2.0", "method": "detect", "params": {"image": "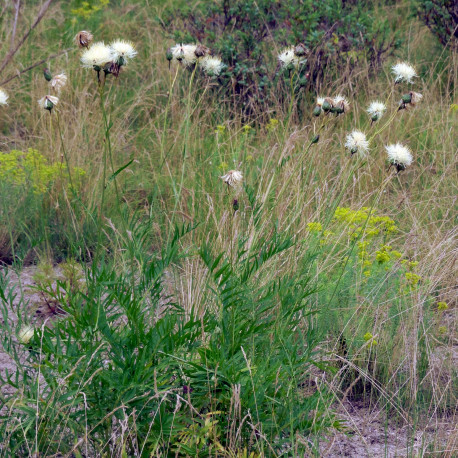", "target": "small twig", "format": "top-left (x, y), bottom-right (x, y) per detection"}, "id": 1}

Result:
top-left (0, 0), bottom-right (54, 77)
top-left (0, 48), bottom-right (73, 86)
top-left (11, 0), bottom-right (21, 48)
